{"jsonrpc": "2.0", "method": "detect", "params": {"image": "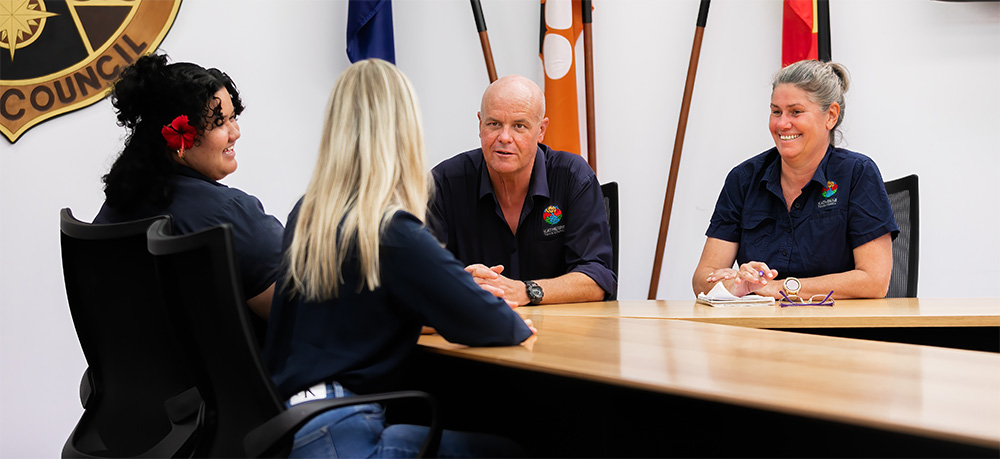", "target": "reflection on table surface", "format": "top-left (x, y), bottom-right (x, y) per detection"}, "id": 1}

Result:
top-left (418, 314), bottom-right (1000, 449)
